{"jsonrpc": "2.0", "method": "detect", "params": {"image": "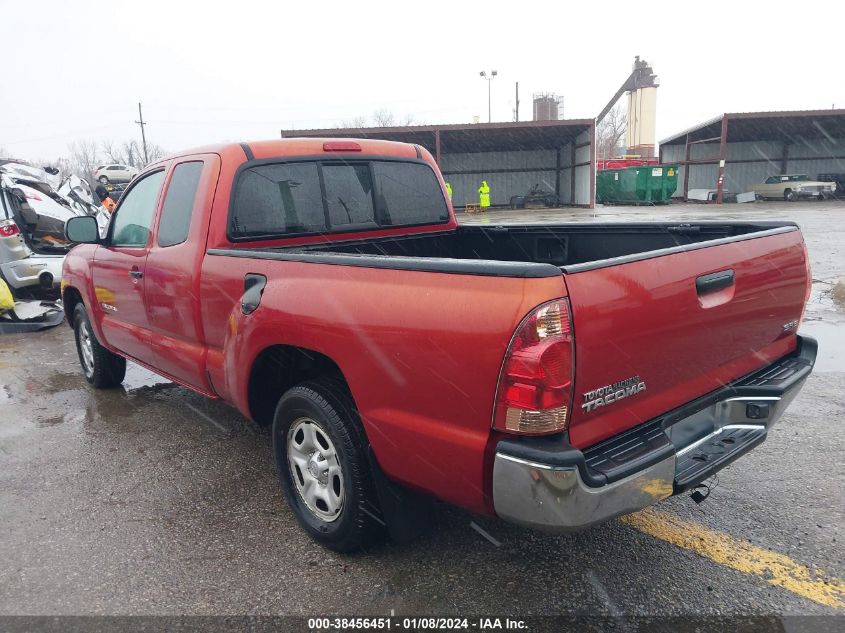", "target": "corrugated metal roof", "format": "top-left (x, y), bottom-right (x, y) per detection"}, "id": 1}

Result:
top-left (661, 109), bottom-right (845, 146)
top-left (281, 120), bottom-right (594, 154)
